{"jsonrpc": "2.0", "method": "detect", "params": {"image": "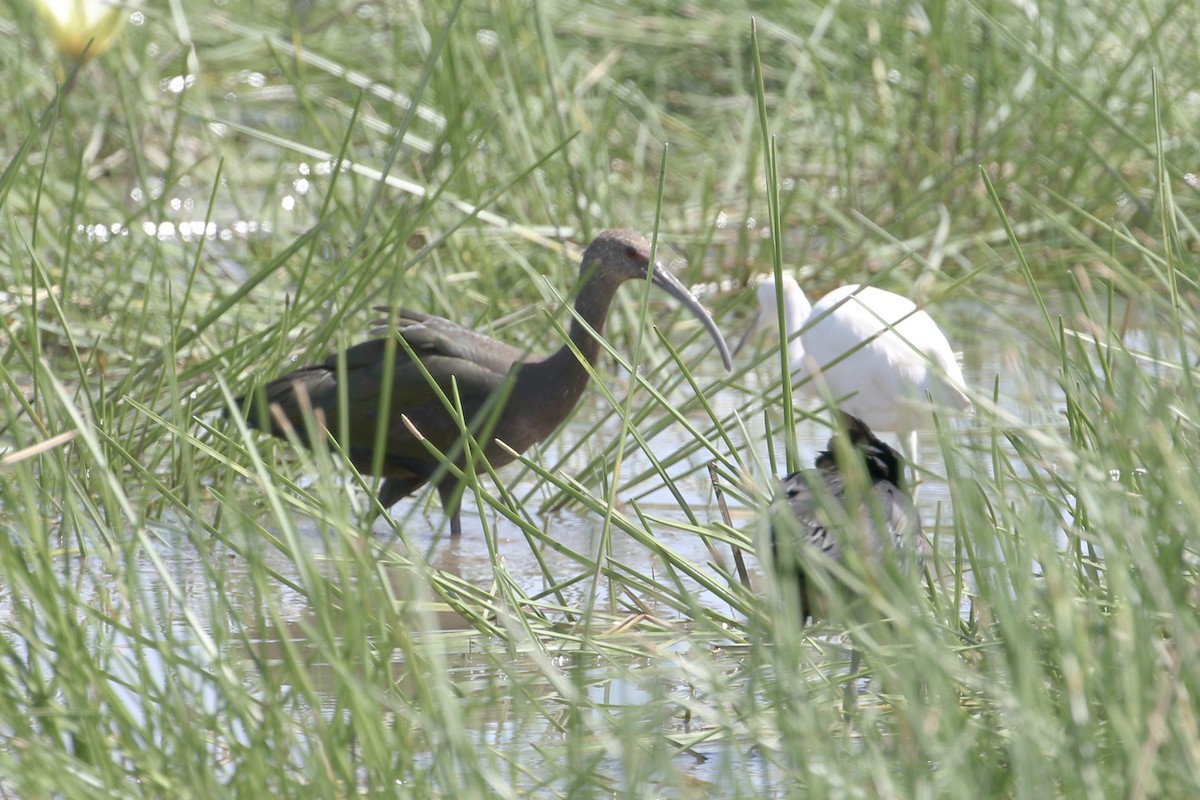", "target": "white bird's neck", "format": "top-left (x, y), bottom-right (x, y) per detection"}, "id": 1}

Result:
top-left (764, 276), bottom-right (812, 375)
